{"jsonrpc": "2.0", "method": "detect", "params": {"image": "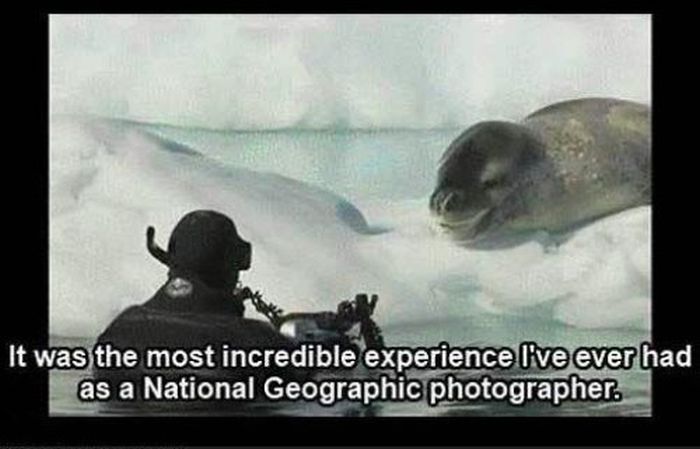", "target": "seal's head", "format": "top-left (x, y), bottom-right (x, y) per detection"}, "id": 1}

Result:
top-left (430, 121), bottom-right (547, 243)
